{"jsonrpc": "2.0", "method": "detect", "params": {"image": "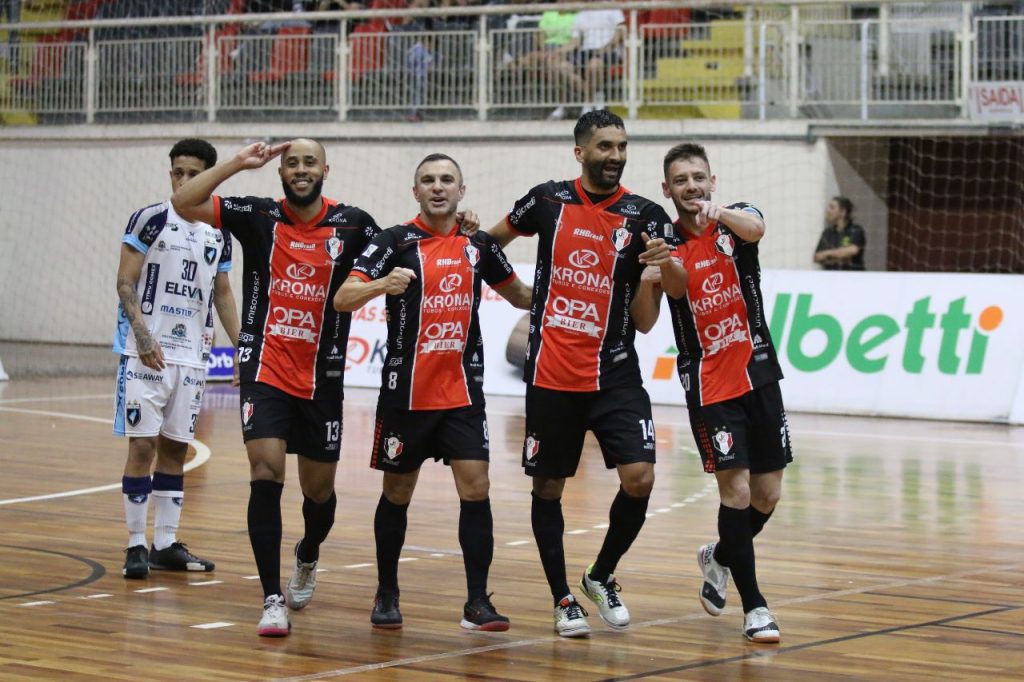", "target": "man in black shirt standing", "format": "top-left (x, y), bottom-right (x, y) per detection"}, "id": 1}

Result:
top-left (813, 196), bottom-right (866, 270)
